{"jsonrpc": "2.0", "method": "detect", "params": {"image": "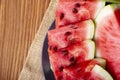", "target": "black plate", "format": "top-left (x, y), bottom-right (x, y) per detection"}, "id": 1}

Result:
top-left (42, 21), bottom-right (55, 80)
